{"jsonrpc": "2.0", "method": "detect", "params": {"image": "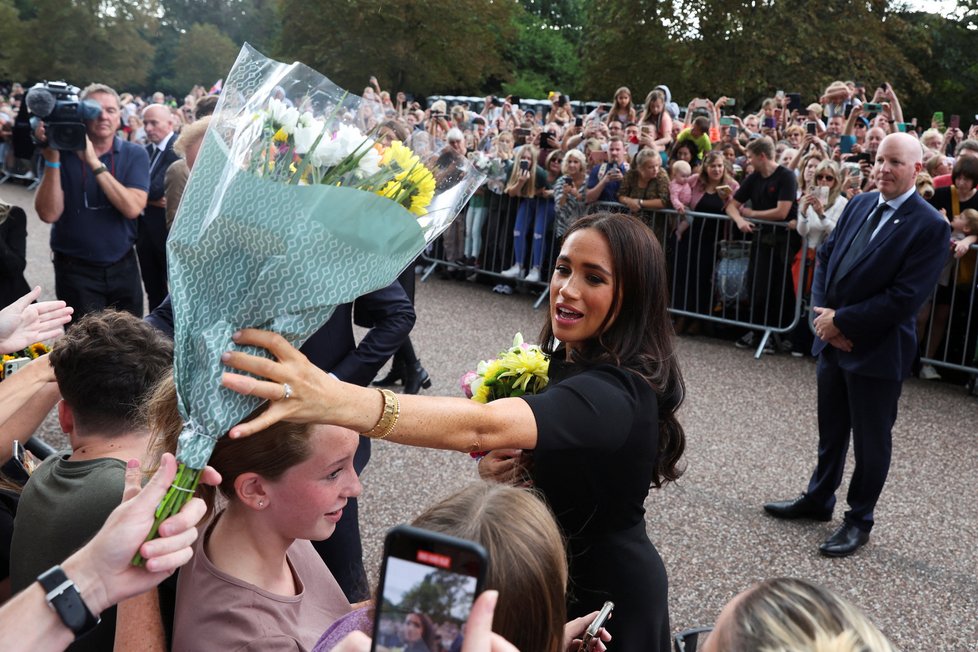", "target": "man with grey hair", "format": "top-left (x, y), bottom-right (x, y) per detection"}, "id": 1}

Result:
top-left (35, 83), bottom-right (150, 320)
